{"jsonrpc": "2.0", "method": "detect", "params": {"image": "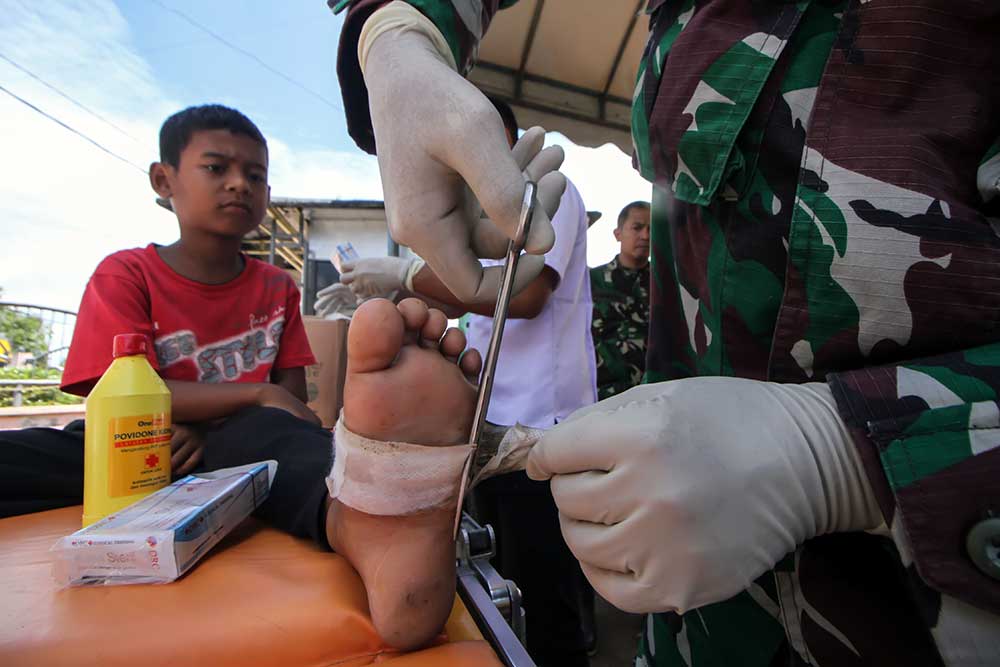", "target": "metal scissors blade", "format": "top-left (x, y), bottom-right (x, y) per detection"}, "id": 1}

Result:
top-left (453, 181), bottom-right (537, 535)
